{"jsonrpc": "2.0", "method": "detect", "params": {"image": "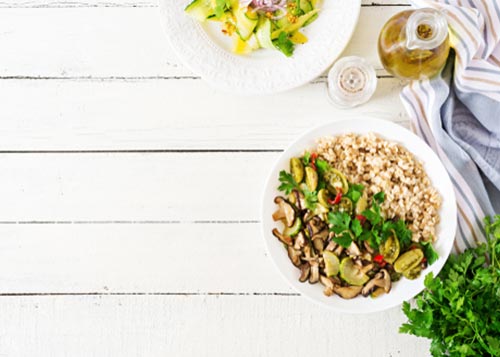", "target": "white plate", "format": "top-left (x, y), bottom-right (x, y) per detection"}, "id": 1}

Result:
top-left (159, 0), bottom-right (361, 94)
top-left (261, 118), bottom-right (457, 313)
